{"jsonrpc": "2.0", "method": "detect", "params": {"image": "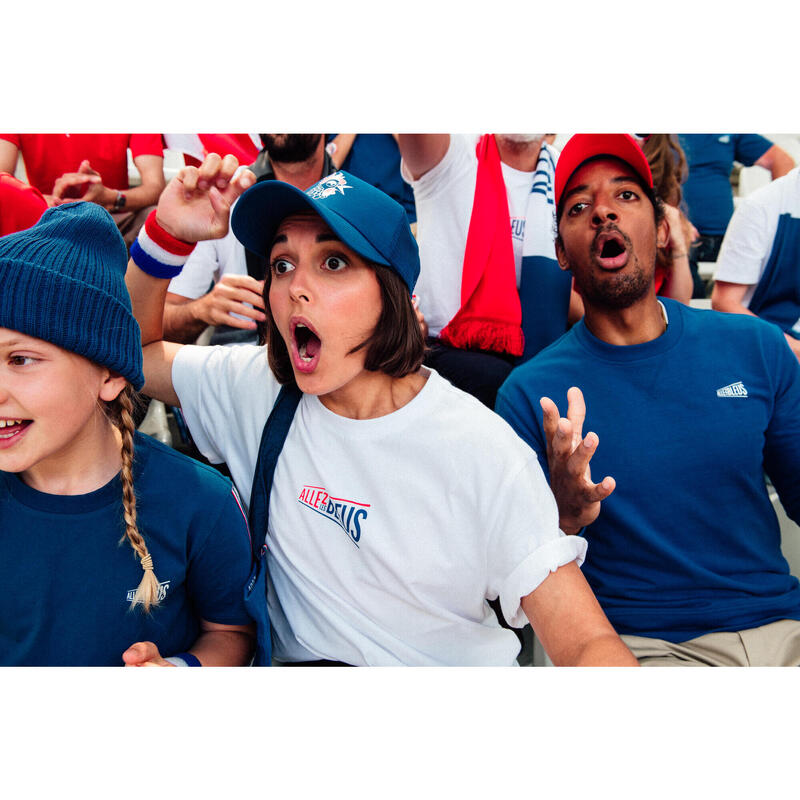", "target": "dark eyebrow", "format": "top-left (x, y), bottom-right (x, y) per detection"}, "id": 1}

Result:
top-left (562, 175), bottom-right (640, 206)
top-left (268, 231), bottom-right (341, 252)
top-left (269, 233), bottom-right (288, 252)
top-left (561, 183), bottom-right (589, 206)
